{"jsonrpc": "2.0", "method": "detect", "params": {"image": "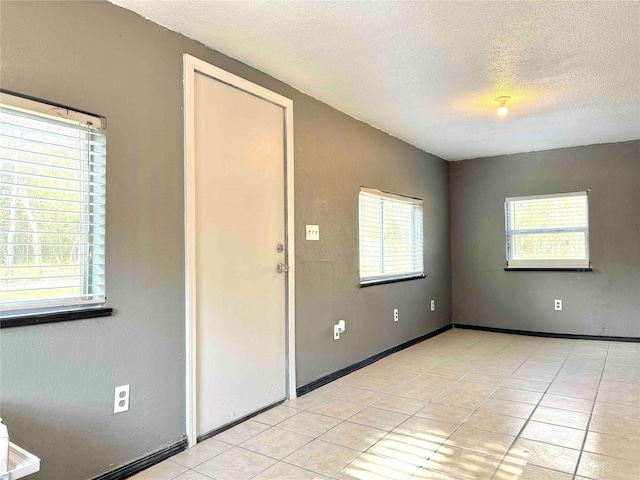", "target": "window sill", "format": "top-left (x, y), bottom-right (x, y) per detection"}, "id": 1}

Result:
top-left (0, 307), bottom-right (113, 328)
top-left (504, 268), bottom-right (593, 272)
top-left (360, 274), bottom-right (426, 287)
